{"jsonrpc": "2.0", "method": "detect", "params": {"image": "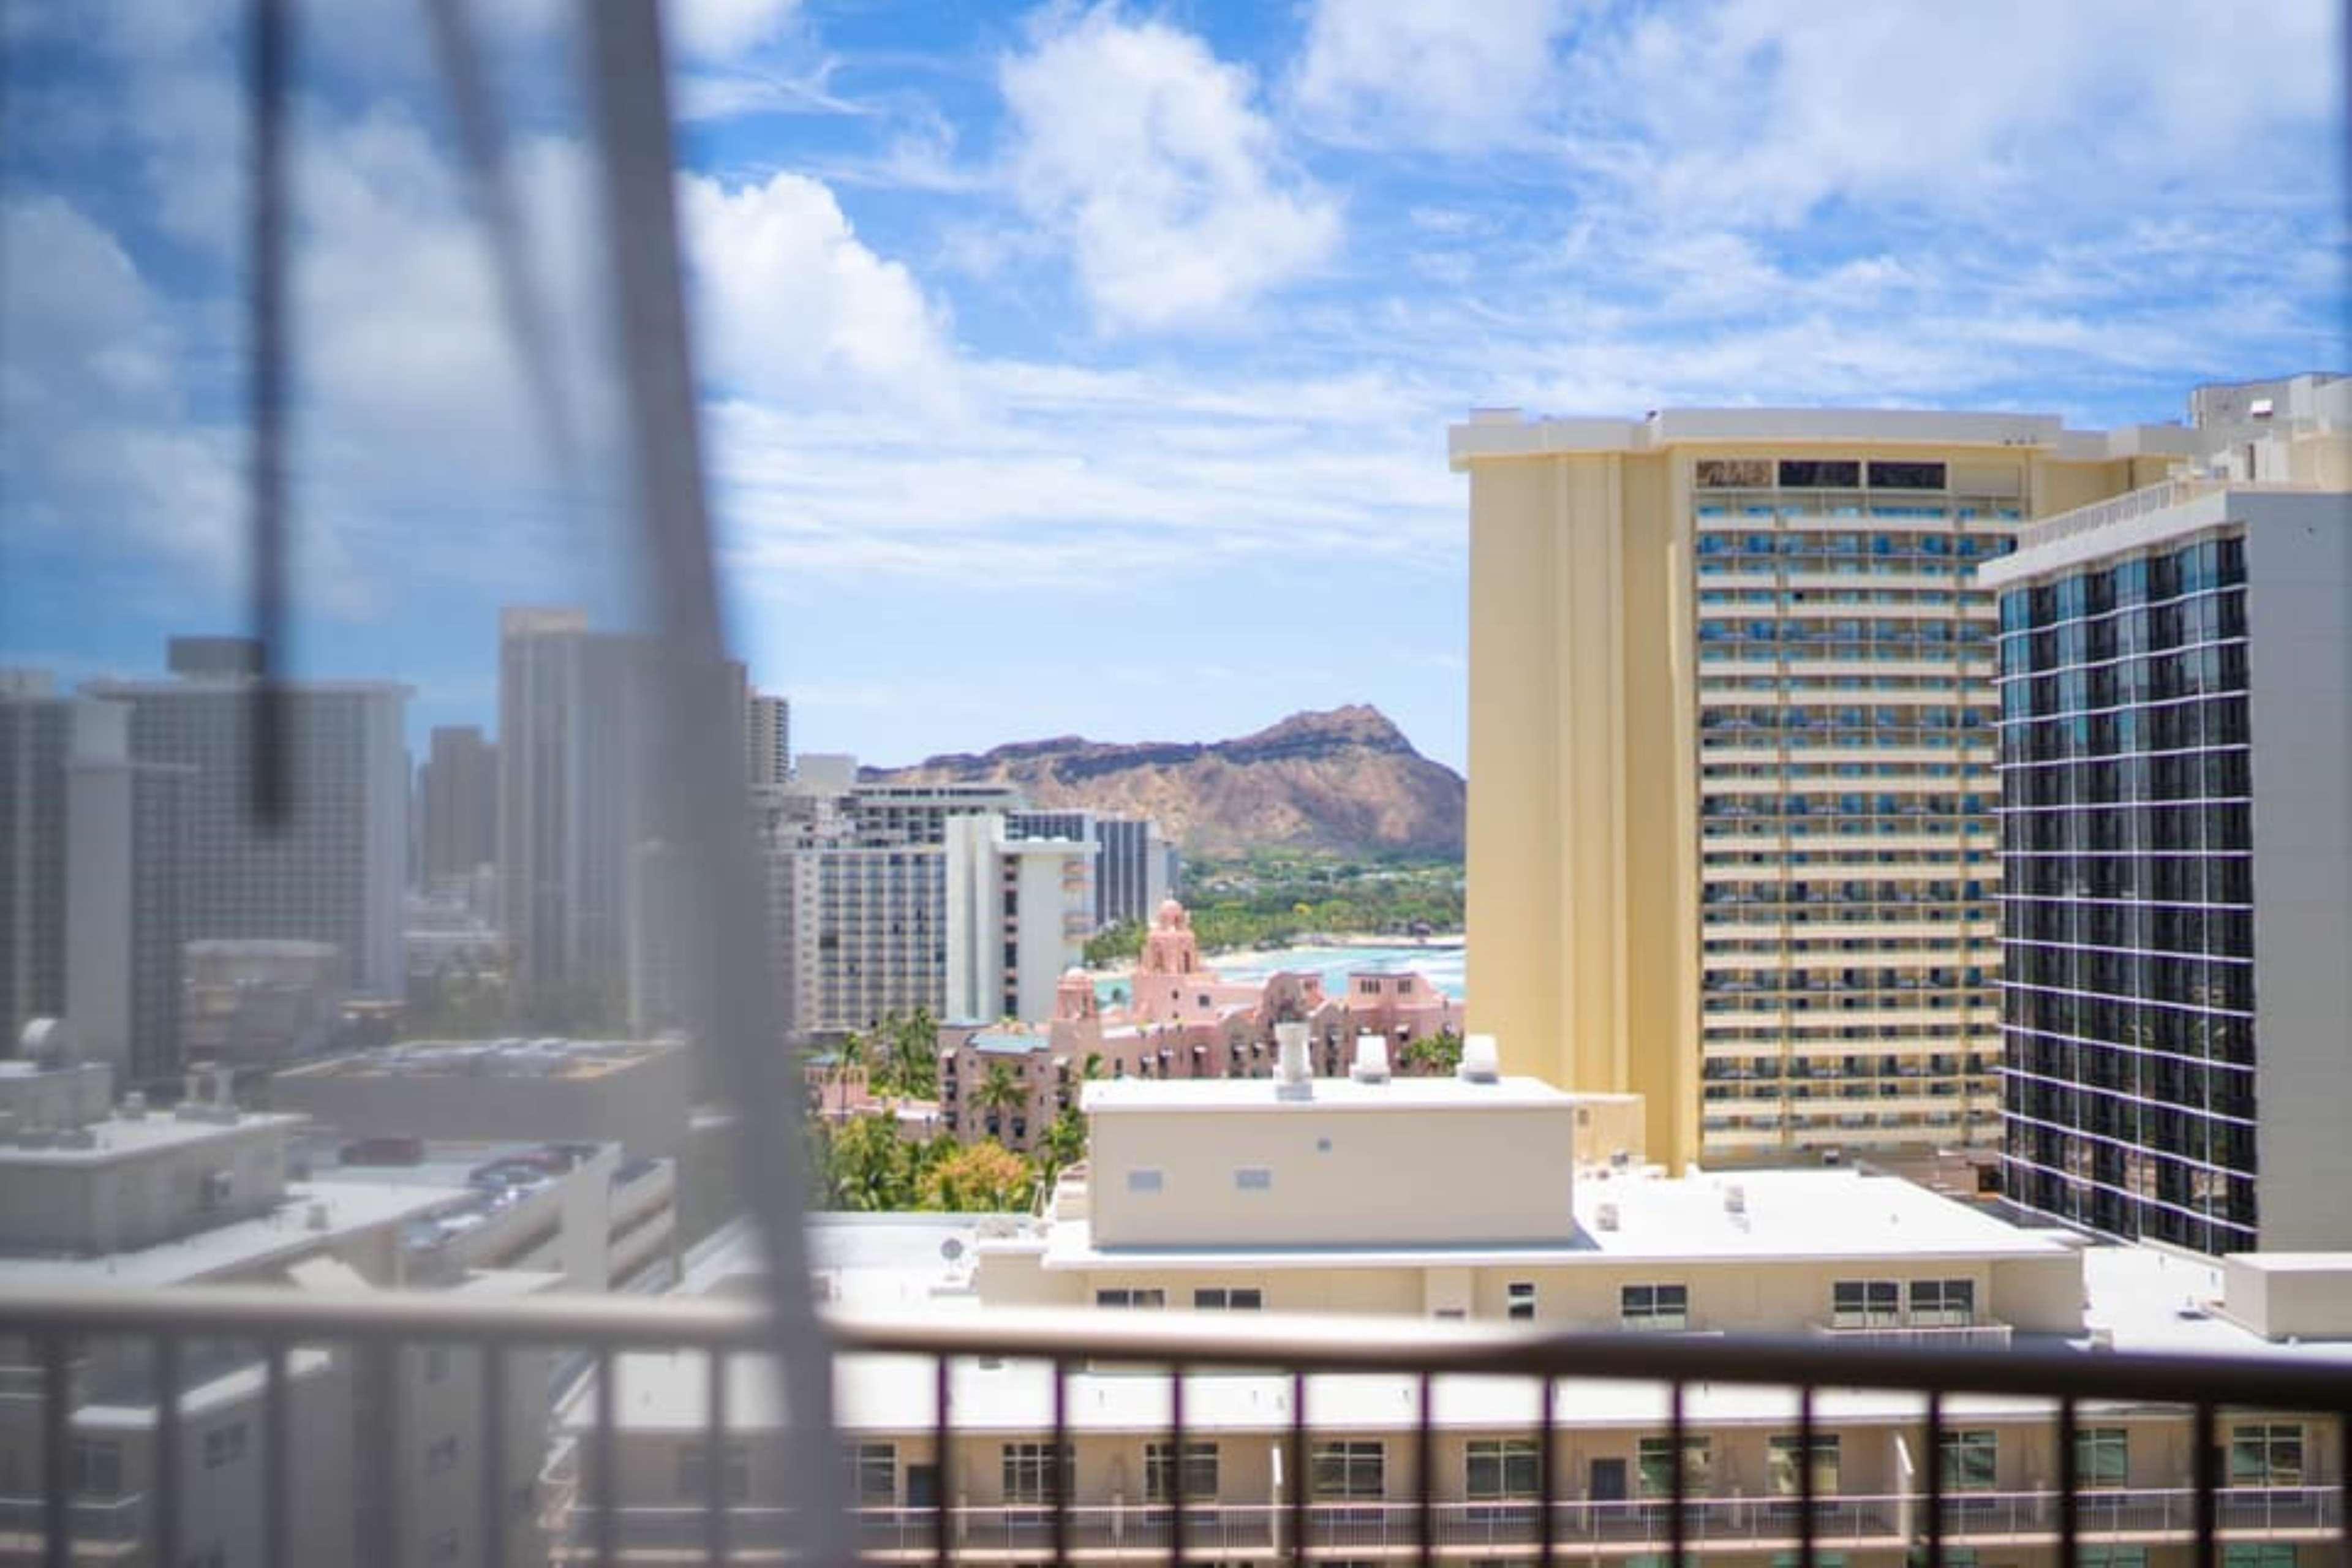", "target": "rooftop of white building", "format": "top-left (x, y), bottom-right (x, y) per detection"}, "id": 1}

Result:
top-left (1081, 1074), bottom-right (1571, 1116)
top-left (1449, 405), bottom-right (2202, 467)
top-left (568, 1215), bottom-right (2352, 1442)
top-left (0, 1178), bottom-right (456, 1288)
top-left (0, 1108), bottom-right (306, 1165)
top-left (276, 1033), bottom-right (685, 1083)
